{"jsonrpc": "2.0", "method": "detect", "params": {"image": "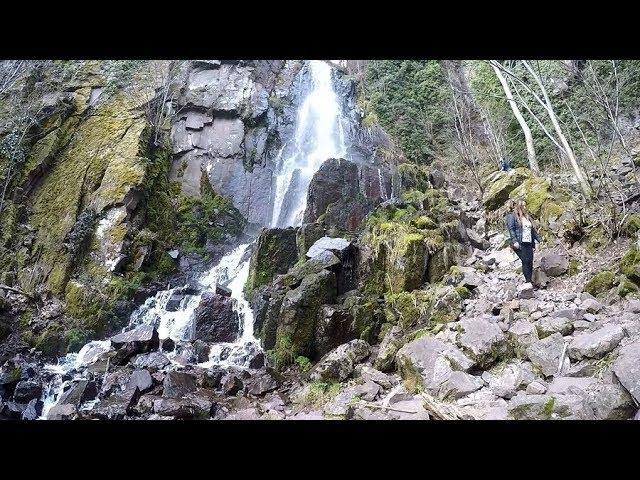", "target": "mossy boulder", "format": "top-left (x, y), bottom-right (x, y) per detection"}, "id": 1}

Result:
top-left (618, 275), bottom-right (640, 298)
top-left (583, 271), bottom-right (616, 297)
top-left (623, 214), bottom-right (640, 237)
top-left (482, 167), bottom-right (531, 211)
top-left (509, 177), bottom-right (552, 217)
top-left (620, 247), bottom-right (640, 283)
top-left (270, 269), bottom-right (337, 370)
top-left (246, 227), bottom-right (298, 296)
top-left (384, 290), bottom-right (433, 330)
